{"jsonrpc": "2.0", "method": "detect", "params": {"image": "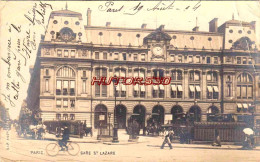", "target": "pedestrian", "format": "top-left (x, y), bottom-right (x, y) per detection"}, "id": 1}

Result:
top-left (212, 129), bottom-right (221, 147)
top-left (161, 128), bottom-right (173, 149)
